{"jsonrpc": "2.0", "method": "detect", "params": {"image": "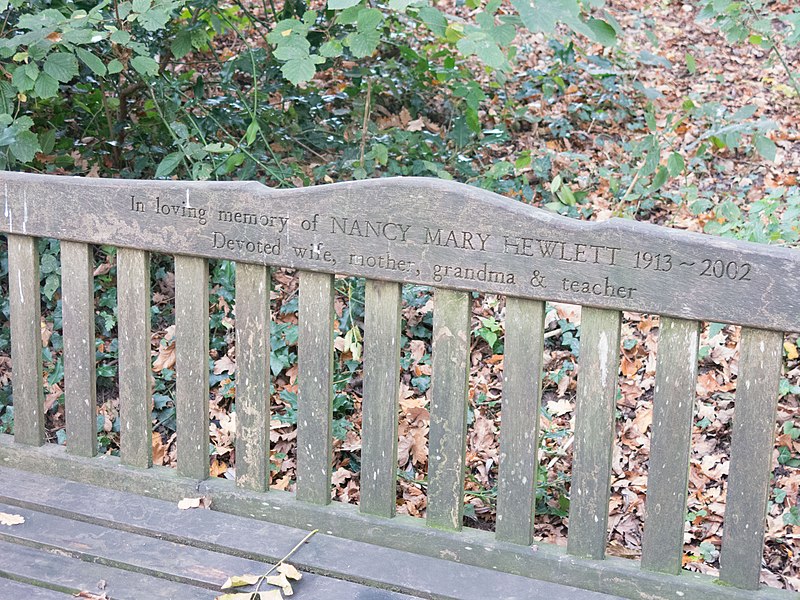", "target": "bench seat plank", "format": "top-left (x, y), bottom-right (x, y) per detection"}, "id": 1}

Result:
top-left (496, 297), bottom-right (545, 545)
top-left (361, 279), bottom-right (402, 517)
top-left (0, 467), bottom-right (624, 600)
top-left (0, 540), bottom-right (218, 599)
top-left (428, 288), bottom-right (471, 531)
top-left (60, 241), bottom-right (97, 457)
top-left (117, 247), bottom-right (152, 468)
top-left (720, 327), bottom-right (783, 589)
top-left (7, 234), bottom-right (44, 446)
top-left (568, 307), bottom-right (622, 560)
top-left (0, 501), bottom-right (419, 600)
top-left (297, 270), bottom-right (335, 505)
top-left (234, 262), bottom-right (271, 491)
top-left (641, 317), bottom-right (699, 574)
top-left (0, 573), bottom-right (75, 599)
top-left (175, 255), bottom-right (210, 480)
